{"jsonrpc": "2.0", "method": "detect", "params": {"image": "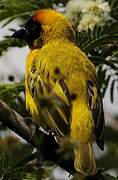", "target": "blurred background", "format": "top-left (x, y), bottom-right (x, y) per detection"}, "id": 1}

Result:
top-left (0, 0), bottom-right (118, 179)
